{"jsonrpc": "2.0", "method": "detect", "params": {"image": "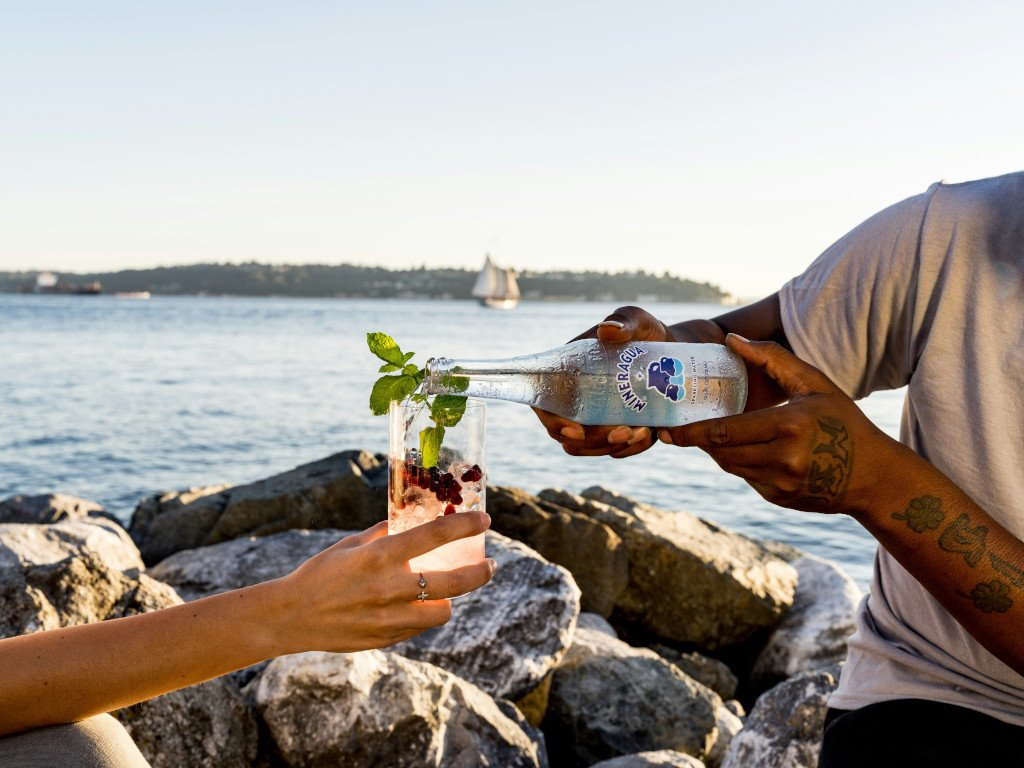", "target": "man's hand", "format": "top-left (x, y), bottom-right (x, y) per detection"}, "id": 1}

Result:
top-left (658, 334), bottom-right (897, 516)
top-left (533, 305), bottom-right (725, 459)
